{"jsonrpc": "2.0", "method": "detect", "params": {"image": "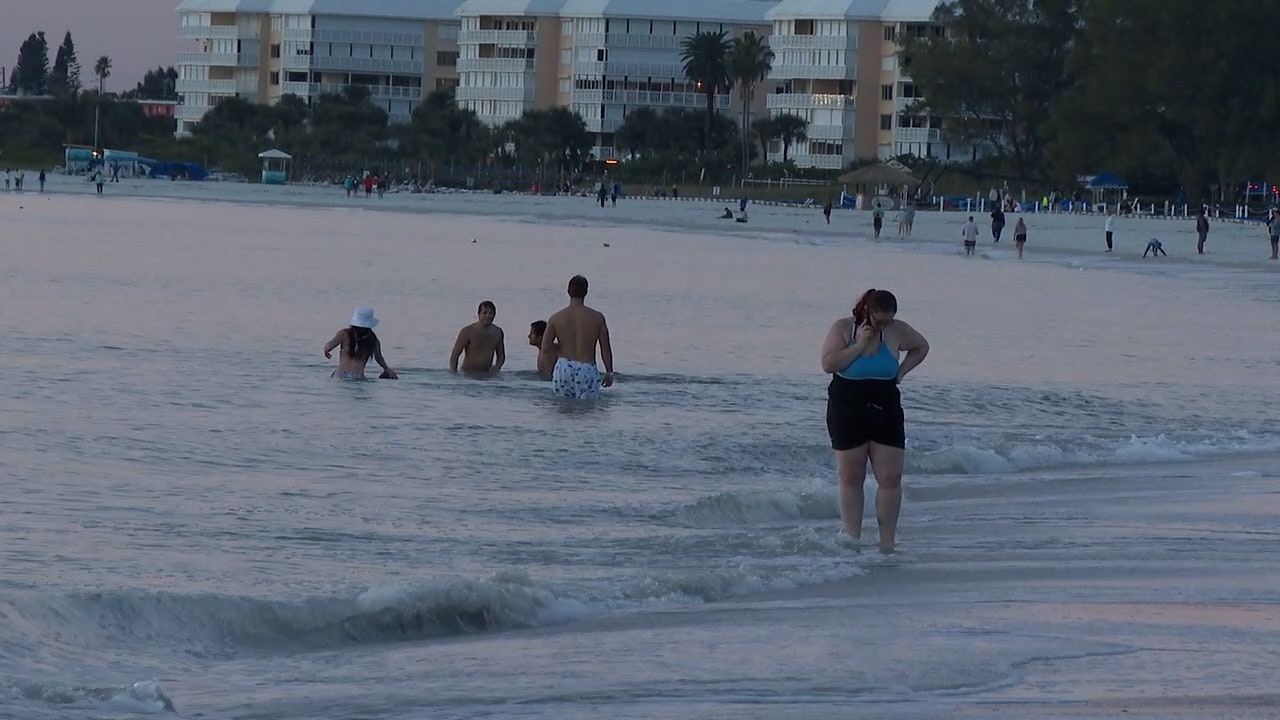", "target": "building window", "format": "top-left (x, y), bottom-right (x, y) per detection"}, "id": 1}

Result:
top-left (881, 84), bottom-right (893, 100)
top-left (884, 25), bottom-right (896, 41)
top-left (436, 77), bottom-right (459, 91)
top-left (436, 51), bottom-right (458, 67)
top-left (880, 114), bottom-right (893, 131)
top-left (596, 48), bottom-right (607, 61)
top-left (270, 43), bottom-right (281, 59)
top-left (269, 71), bottom-right (280, 86)
top-left (794, 19), bottom-right (814, 35)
